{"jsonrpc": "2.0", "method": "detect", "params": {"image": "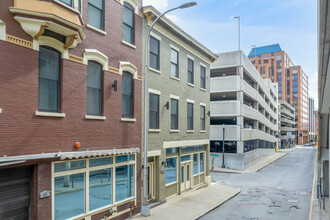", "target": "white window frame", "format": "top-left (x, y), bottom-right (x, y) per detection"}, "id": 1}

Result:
top-left (51, 154), bottom-right (137, 220)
